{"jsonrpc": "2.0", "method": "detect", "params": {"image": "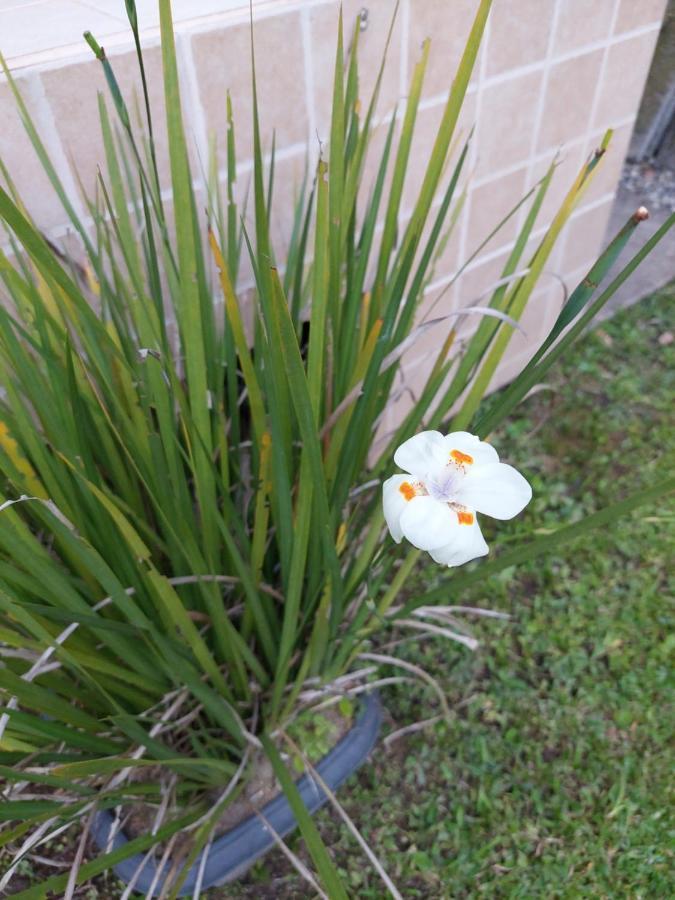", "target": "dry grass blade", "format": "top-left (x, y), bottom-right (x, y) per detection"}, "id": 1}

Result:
top-left (282, 731), bottom-right (404, 900)
top-left (0, 818), bottom-right (74, 892)
top-left (298, 675), bottom-right (408, 707)
top-left (383, 714), bottom-right (445, 748)
top-left (120, 776), bottom-right (176, 900)
top-left (24, 854), bottom-right (72, 870)
top-left (63, 806), bottom-right (95, 900)
top-left (191, 835), bottom-right (213, 900)
top-left (309, 678), bottom-right (415, 714)
top-left (359, 652), bottom-right (451, 719)
top-left (437, 605), bottom-right (510, 619)
top-left (149, 832), bottom-right (180, 900)
top-left (422, 268), bottom-right (531, 323)
top-left (0, 592), bottom-right (114, 742)
top-left (395, 617), bottom-right (479, 651)
top-left (255, 809), bottom-right (329, 900)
